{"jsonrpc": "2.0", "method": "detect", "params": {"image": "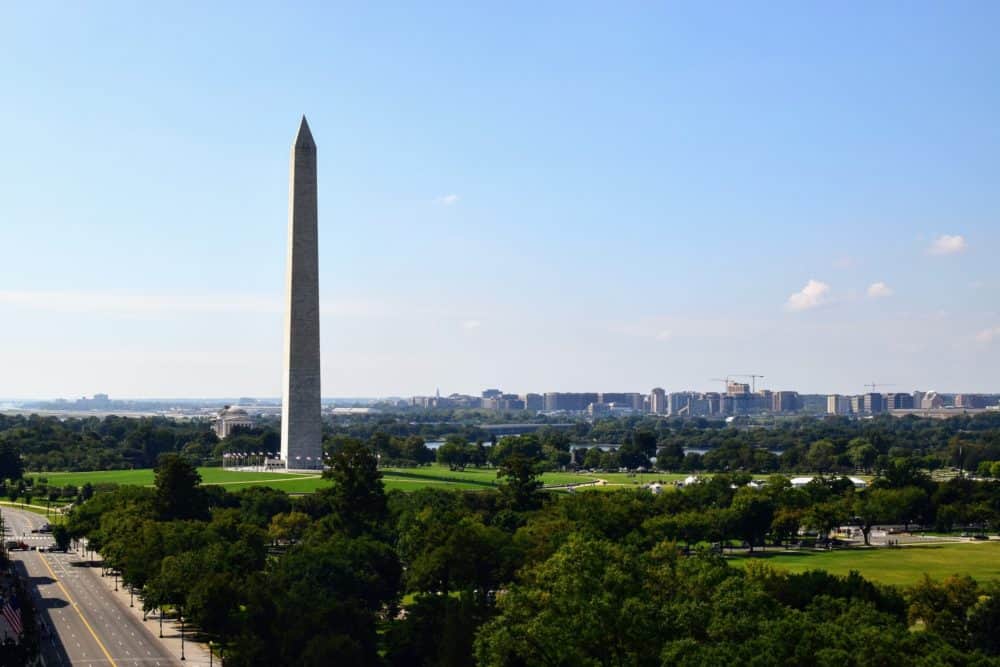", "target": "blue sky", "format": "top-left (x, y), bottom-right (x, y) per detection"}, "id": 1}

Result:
top-left (1, 2), bottom-right (998, 398)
